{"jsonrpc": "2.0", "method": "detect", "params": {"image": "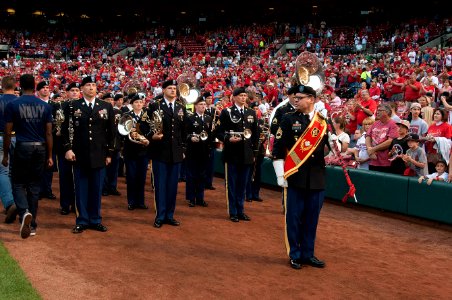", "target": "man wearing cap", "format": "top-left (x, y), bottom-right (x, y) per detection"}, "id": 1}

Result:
top-left (61, 76), bottom-right (115, 234)
top-left (270, 85), bottom-right (301, 137)
top-left (0, 76), bottom-right (18, 223)
top-left (113, 94), bottom-right (126, 177)
top-left (2, 74), bottom-right (53, 238)
top-left (403, 74), bottom-right (422, 106)
top-left (185, 96), bottom-right (212, 207)
top-left (216, 87), bottom-right (258, 222)
top-left (272, 84), bottom-right (328, 270)
top-left (202, 92), bottom-right (217, 190)
top-left (36, 80), bottom-right (57, 200)
top-left (389, 120), bottom-right (411, 174)
top-left (57, 82), bottom-right (80, 215)
top-left (143, 79), bottom-right (187, 228)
